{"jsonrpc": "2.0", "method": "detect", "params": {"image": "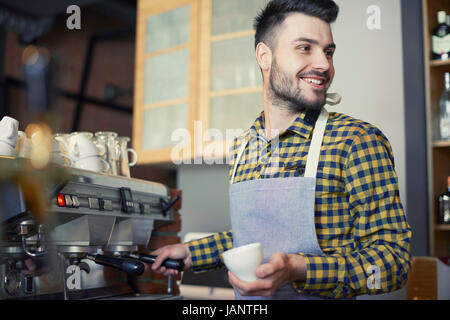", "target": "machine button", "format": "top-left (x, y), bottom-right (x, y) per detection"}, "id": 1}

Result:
top-left (103, 199), bottom-right (113, 211)
top-left (65, 195), bottom-right (73, 207)
top-left (72, 196), bottom-right (80, 208)
top-left (56, 194), bottom-right (65, 207)
top-left (88, 198), bottom-right (100, 209)
top-left (98, 198), bottom-right (105, 210)
top-left (120, 187), bottom-right (135, 213)
top-left (140, 203), bottom-right (151, 214)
